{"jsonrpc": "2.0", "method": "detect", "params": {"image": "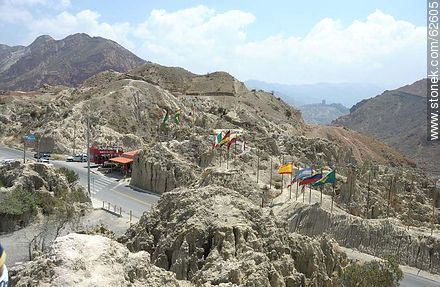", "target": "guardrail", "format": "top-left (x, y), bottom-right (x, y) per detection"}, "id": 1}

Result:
top-left (101, 201), bottom-right (133, 222)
